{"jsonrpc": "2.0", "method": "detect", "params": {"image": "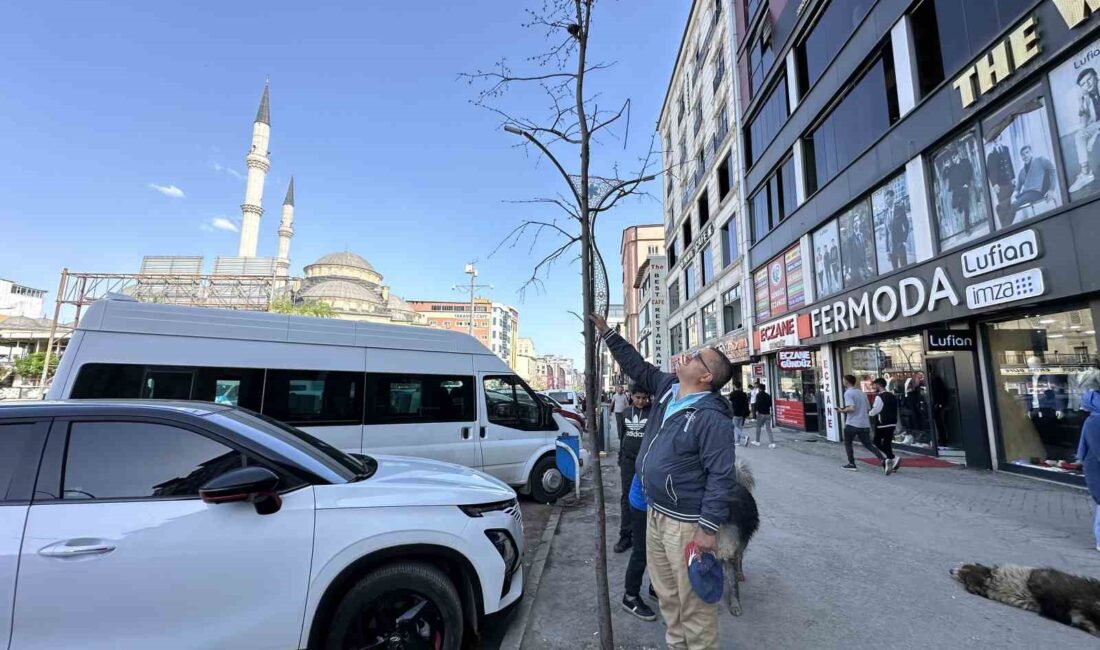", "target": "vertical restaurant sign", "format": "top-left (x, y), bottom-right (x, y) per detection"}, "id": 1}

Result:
top-left (785, 245), bottom-right (805, 309)
top-left (650, 259), bottom-right (667, 369)
top-left (769, 257), bottom-right (788, 316)
top-left (754, 268), bottom-right (771, 321)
